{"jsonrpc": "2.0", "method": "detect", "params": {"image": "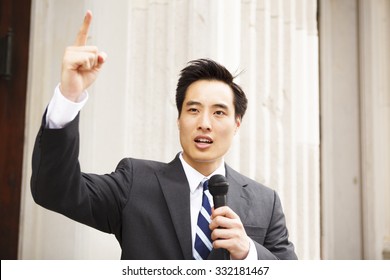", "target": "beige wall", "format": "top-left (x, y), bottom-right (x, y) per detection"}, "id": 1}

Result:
top-left (19, 0), bottom-right (325, 259)
top-left (320, 0), bottom-right (363, 259)
top-left (359, 0), bottom-right (390, 259)
top-left (320, 0), bottom-right (390, 259)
